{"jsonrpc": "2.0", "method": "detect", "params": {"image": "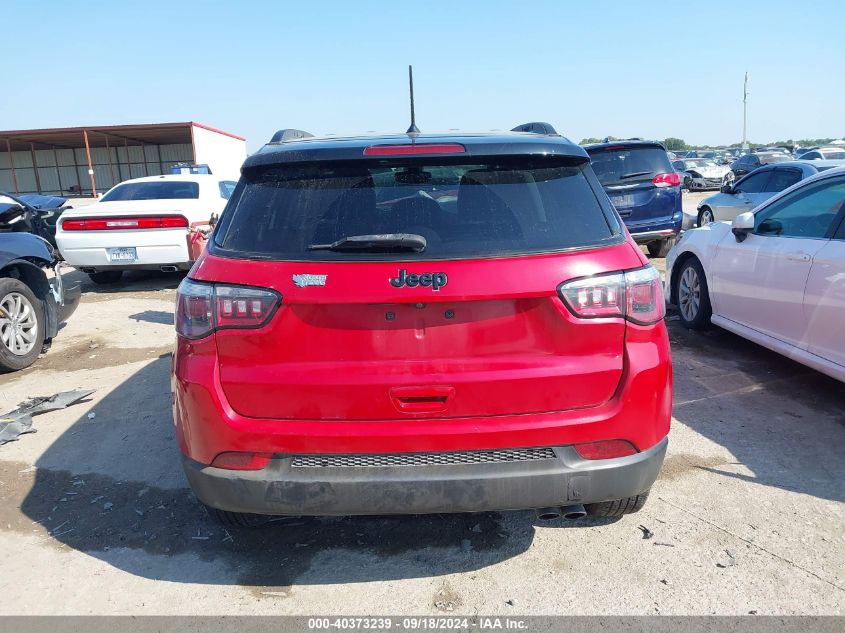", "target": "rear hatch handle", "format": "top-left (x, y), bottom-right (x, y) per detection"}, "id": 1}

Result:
top-left (390, 385), bottom-right (455, 414)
